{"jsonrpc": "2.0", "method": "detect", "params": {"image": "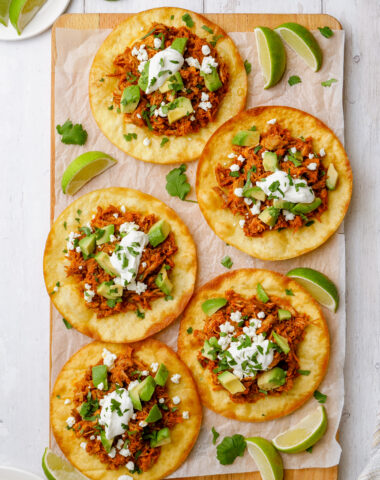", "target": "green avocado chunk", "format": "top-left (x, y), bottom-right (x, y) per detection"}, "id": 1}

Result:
top-left (100, 430), bottom-right (113, 453)
top-left (326, 163), bottom-right (338, 190)
top-left (232, 130), bottom-right (260, 147)
top-left (256, 283), bottom-right (269, 303)
top-left (92, 364), bottom-right (108, 390)
top-left (272, 331), bottom-right (290, 354)
top-left (262, 151), bottom-right (279, 172)
top-left (292, 197), bottom-right (322, 214)
top-left (202, 339), bottom-right (217, 360)
top-left (201, 66), bottom-right (223, 92)
top-left (129, 386), bottom-right (142, 411)
top-left (201, 298), bottom-right (228, 316)
top-left (97, 281), bottom-right (123, 300)
top-left (155, 267), bottom-right (173, 296)
top-left (278, 308), bottom-right (292, 321)
top-left (244, 186), bottom-right (267, 202)
top-left (121, 85), bottom-right (141, 113)
top-left (171, 37), bottom-right (188, 54)
top-left (138, 61), bottom-right (150, 92)
top-left (79, 233), bottom-right (96, 256)
top-left (148, 219), bottom-right (171, 247)
top-left (159, 72), bottom-right (184, 93)
top-left (272, 199), bottom-right (294, 210)
top-left (258, 206), bottom-right (280, 227)
top-left (218, 371), bottom-right (245, 394)
top-left (96, 224), bottom-right (114, 245)
top-left (146, 404), bottom-right (163, 423)
top-left (167, 97), bottom-right (194, 124)
top-left (257, 367), bottom-right (286, 391)
top-left (150, 427), bottom-right (171, 447)
top-left (94, 252), bottom-right (119, 276)
top-left (135, 376), bottom-right (156, 402)
top-left (154, 364), bottom-right (169, 387)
